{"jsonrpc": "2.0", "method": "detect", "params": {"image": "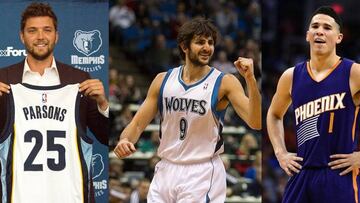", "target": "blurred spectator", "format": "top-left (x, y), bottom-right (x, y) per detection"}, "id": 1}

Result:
top-left (212, 50), bottom-right (237, 74)
top-left (244, 150), bottom-right (261, 180)
top-left (115, 104), bottom-right (133, 133)
top-left (109, 180), bottom-right (132, 203)
top-left (144, 155), bottom-right (160, 180)
top-left (235, 133), bottom-right (259, 174)
top-left (109, 68), bottom-right (120, 103)
top-left (126, 75), bottom-right (141, 103)
top-left (110, 0), bottom-right (136, 45)
top-left (215, 2), bottom-right (238, 34)
top-left (144, 34), bottom-right (174, 74)
top-left (221, 154), bottom-right (241, 179)
top-left (110, 0), bottom-right (136, 29)
top-left (128, 179), bottom-right (151, 203)
top-left (117, 73), bottom-right (127, 104)
top-left (237, 133), bottom-right (259, 157)
top-left (221, 154), bottom-right (241, 197)
top-left (247, 162), bottom-right (262, 198)
top-left (134, 2), bottom-right (150, 28)
top-left (222, 35), bottom-right (238, 61)
top-left (109, 158), bottom-right (124, 179)
top-left (118, 75), bottom-right (142, 104)
top-left (137, 131), bottom-right (160, 153)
